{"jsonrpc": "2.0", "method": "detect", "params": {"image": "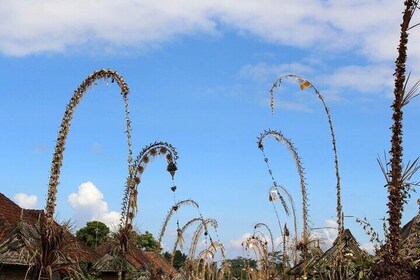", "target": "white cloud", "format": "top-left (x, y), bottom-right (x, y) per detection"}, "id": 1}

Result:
top-left (68, 181), bottom-right (120, 229)
top-left (14, 193), bottom-right (38, 209)
top-left (361, 242), bottom-right (376, 255)
top-left (0, 0), bottom-right (217, 56)
top-left (310, 219), bottom-right (338, 250)
top-left (271, 99), bottom-right (312, 113)
top-left (240, 63), bottom-right (314, 83)
top-left (321, 64), bottom-right (394, 95)
top-left (228, 232), bottom-right (252, 249)
top-left (32, 144), bottom-right (48, 153)
top-left (91, 142), bottom-right (103, 153)
top-left (1, 0), bottom-right (419, 64)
